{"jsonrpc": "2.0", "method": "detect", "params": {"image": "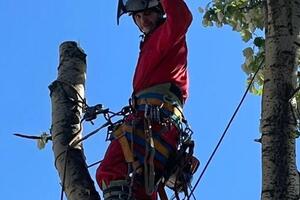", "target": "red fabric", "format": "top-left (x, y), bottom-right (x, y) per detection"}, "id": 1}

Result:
top-left (96, 140), bottom-right (158, 200)
top-left (96, 140), bottom-right (158, 199)
top-left (133, 0), bottom-right (192, 102)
